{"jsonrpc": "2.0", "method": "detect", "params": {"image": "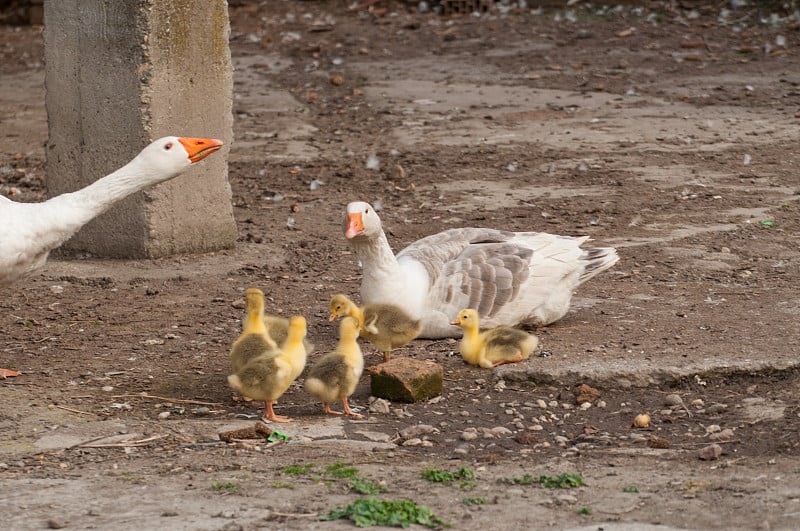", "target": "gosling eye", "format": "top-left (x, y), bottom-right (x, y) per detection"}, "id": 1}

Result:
top-left (365, 208), bottom-right (369, 214)
top-left (164, 142), bottom-right (173, 151)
